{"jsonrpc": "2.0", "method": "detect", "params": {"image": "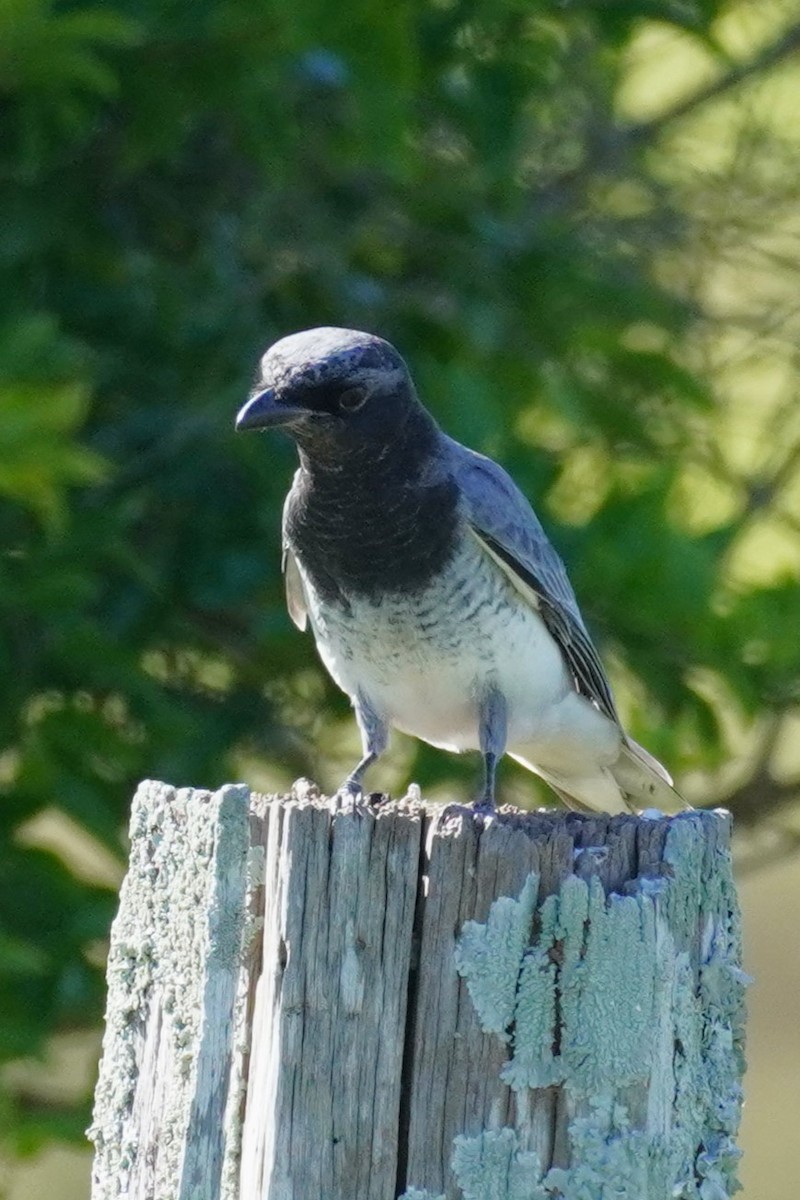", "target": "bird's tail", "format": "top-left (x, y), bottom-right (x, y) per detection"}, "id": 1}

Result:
top-left (511, 736), bottom-right (688, 816)
top-left (611, 737), bottom-right (688, 814)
